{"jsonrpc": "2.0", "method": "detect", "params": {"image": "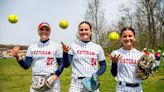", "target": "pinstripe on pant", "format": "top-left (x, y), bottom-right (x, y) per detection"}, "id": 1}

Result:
top-left (69, 77), bottom-right (100, 92)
